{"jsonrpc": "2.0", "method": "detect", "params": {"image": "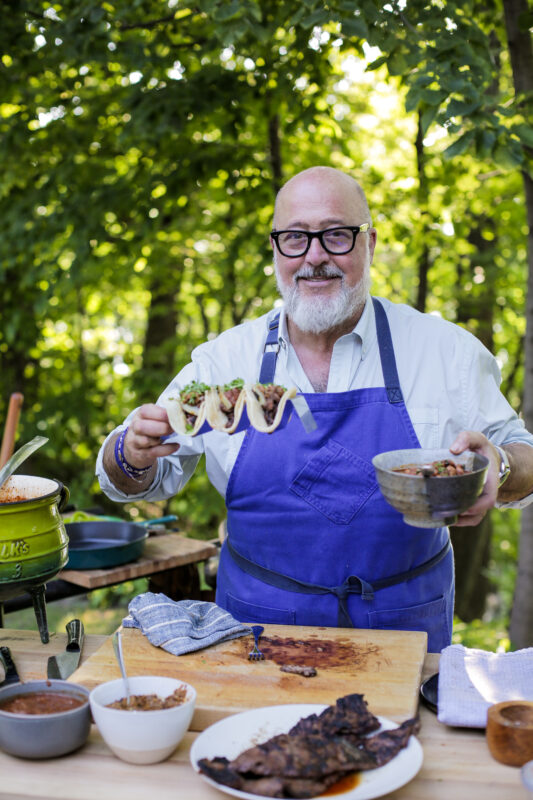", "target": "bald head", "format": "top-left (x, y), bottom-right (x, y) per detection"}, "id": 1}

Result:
top-left (273, 167), bottom-right (371, 230)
